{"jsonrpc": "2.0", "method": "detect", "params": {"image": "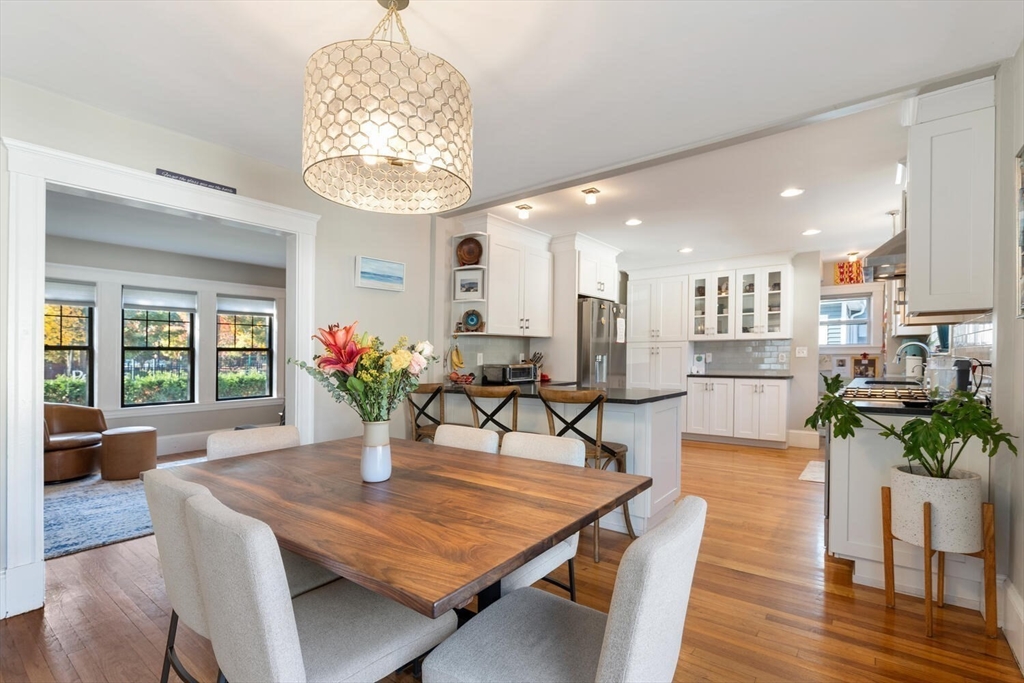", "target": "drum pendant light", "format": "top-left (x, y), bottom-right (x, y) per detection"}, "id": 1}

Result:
top-left (302, 0), bottom-right (473, 214)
